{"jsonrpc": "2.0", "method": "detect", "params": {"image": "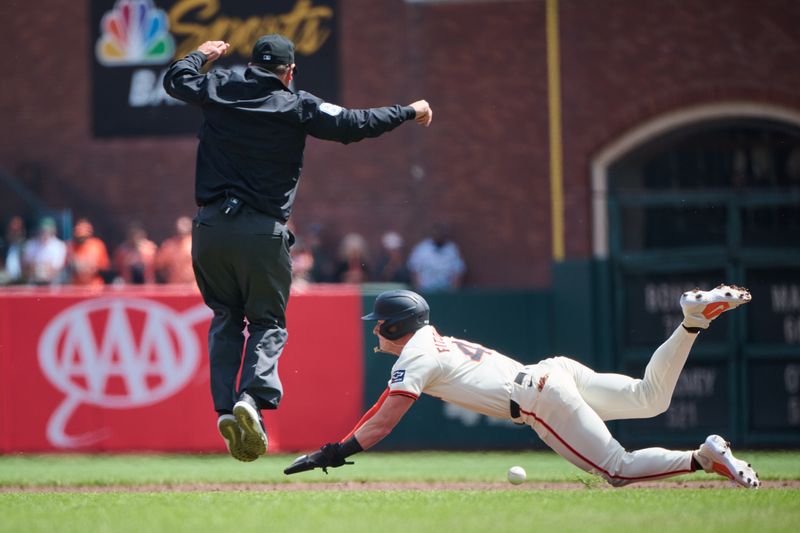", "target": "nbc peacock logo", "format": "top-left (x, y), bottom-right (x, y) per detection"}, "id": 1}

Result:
top-left (96, 0), bottom-right (175, 66)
